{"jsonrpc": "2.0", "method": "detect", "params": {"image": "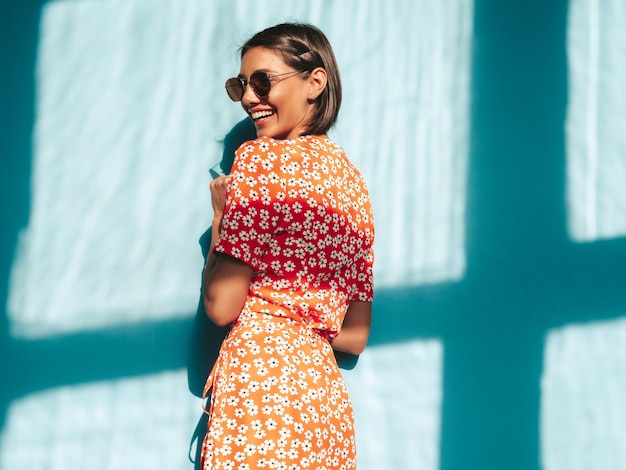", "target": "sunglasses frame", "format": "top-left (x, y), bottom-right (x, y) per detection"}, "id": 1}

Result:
top-left (225, 70), bottom-right (307, 102)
